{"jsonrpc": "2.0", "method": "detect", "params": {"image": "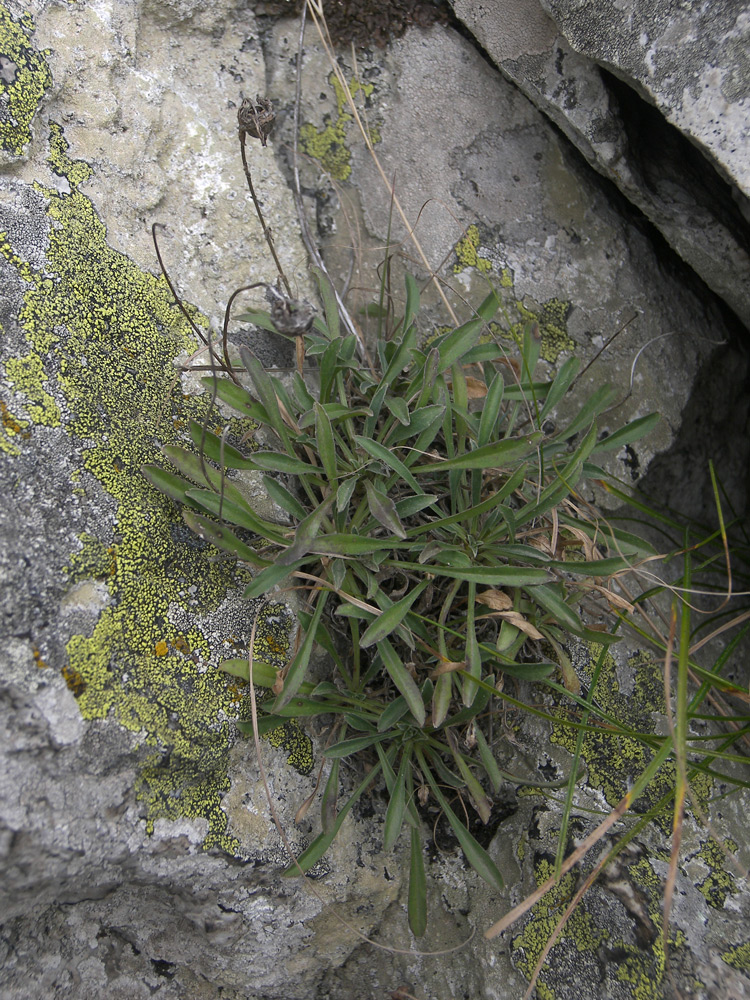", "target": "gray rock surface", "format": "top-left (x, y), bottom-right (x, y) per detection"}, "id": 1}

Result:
top-left (450, 0), bottom-right (750, 331)
top-left (1, 1), bottom-right (749, 998)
